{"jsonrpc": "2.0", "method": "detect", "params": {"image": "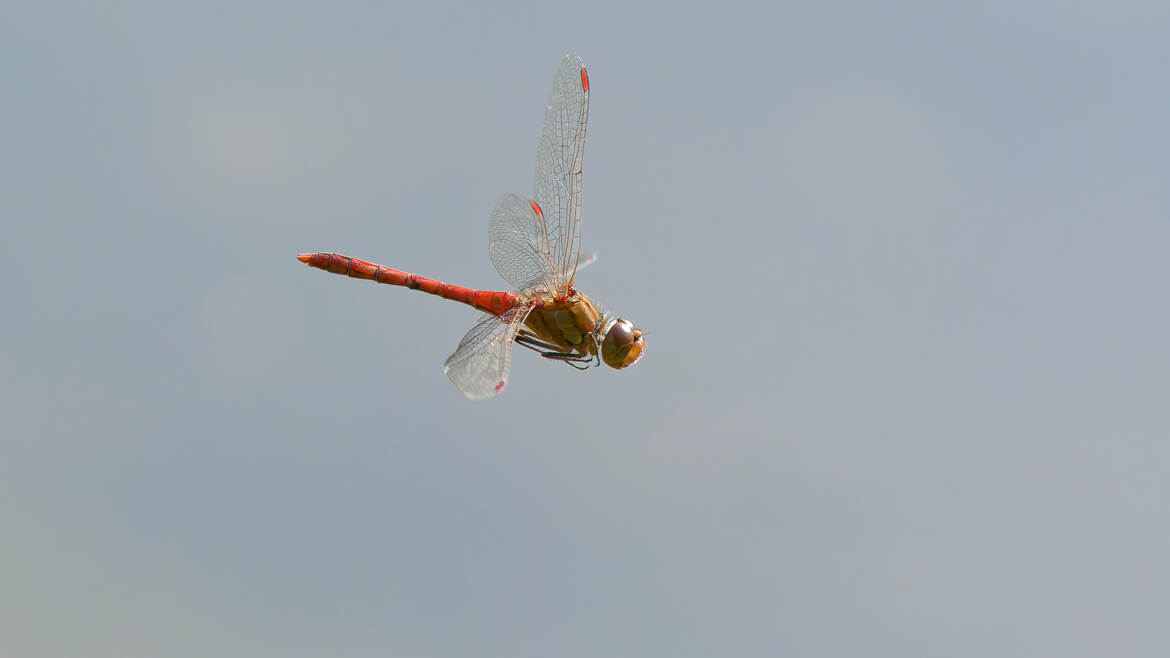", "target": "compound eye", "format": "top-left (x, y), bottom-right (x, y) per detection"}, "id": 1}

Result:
top-left (609, 319), bottom-right (634, 345)
top-left (600, 319), bottom-right (644, 369)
